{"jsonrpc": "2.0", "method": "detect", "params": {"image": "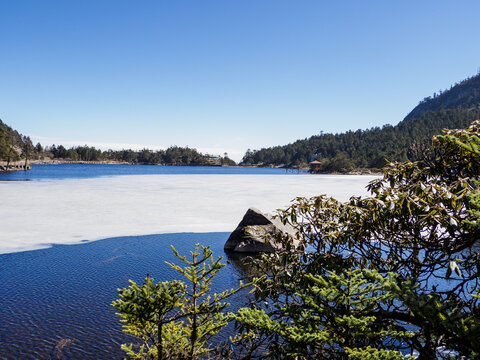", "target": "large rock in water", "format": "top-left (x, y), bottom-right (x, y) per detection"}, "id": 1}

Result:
top-left (224, 207), bottom-right (299, 253)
